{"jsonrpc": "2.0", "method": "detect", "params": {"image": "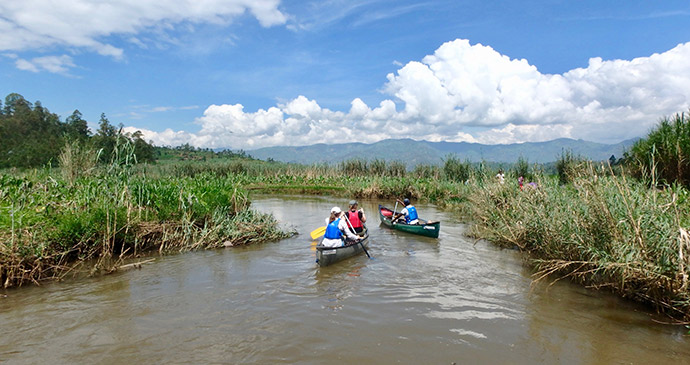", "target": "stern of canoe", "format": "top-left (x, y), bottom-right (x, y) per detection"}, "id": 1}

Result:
top-left (378, 204), bottom-right (440, 238)
top-left (316, 233), bottom-right (370, 266)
